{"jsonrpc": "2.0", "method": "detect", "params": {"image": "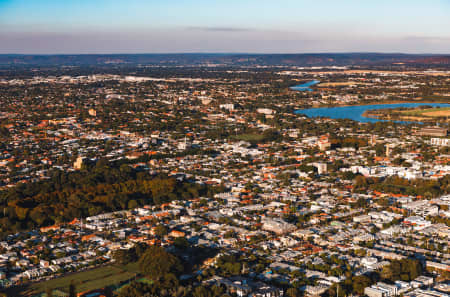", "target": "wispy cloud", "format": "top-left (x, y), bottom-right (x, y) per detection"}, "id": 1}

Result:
top-left (403, 36), bottom-right (450, 42)
top-left (186, 26), bottom-right (253, 32)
